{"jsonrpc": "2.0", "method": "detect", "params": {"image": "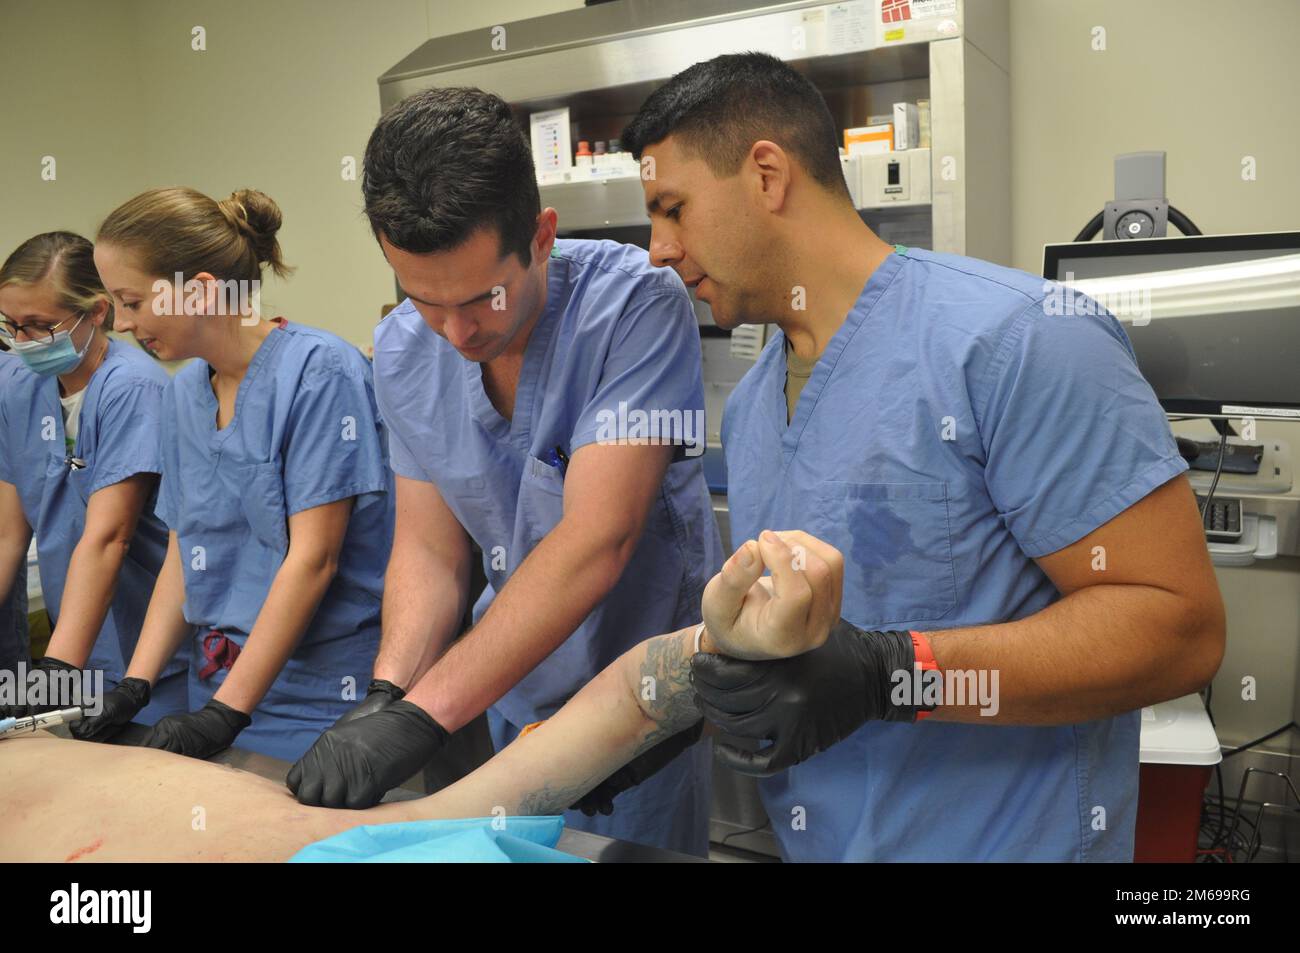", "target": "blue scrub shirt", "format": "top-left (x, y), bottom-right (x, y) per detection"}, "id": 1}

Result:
top-left (0, 339), bottom-right (188, 723)
top-left (0, 351), bottom-right (31, 674)
top-left (156, 322), bottom-right (393, 761)
top-left (373, 238), bottom-right (721, 853)
top-left (723, 246), bottom-right (1188, 862)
